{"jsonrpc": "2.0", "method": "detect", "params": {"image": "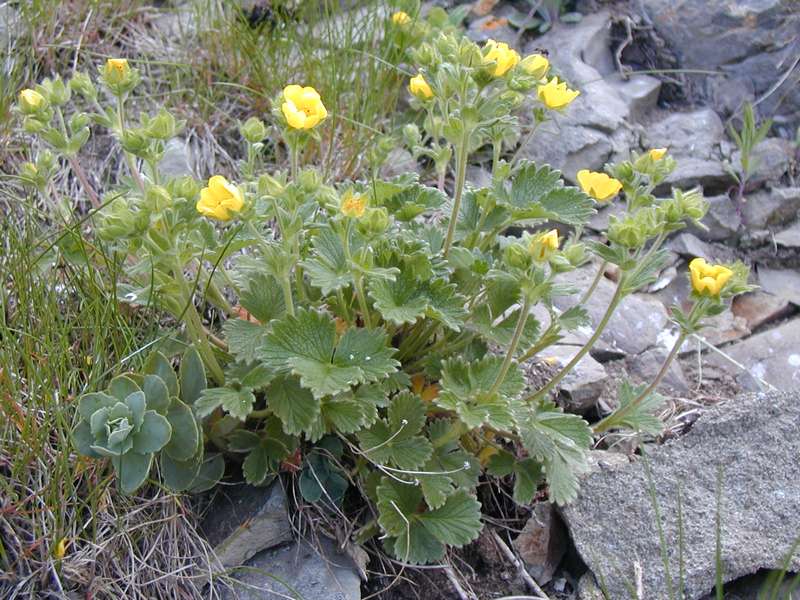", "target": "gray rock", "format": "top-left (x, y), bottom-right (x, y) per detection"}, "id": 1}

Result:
top-left (518, 12), bottom-right (640, 179)
top-left (158, 138), bottom-right (195, 179)
top-left (606, 73), bottom-right (662, 121)
top-left (689, 194), bottom-right (741, 242)
top-left (553, 265), bottom-right (670, 358)
top-left (560, 390), bottom-right (800, 599)
top-left (466, 15), bottom-right (516, 45)
top-left (466, 165), bottom-right (492, 189)
top-left (667, 232), bottom-right (736, 263)
top-left (731, 138), bottom-right (793, 189)
top-left (643, 109), bottom-right (725, 161)
top-left (201, 481), bottom-right (292, 569)
top-left (683, 309), bottom-right (751, 351)
top-left (757, 267), bottom-right (800, 306)
top-left (577, 572), bottom-right (606, 600)
top-left (641, 0), bottom-right (800, 124)
top-left (627, 346), bottom-right (689, 393)
top-left (543, 345), bottom-right (608, 413)
top-left (707, 318), bottom-right (800, 390)
top-left (380, 148), bottom-right (419, 180)
top-left (221, 538), bottom-right (361, 600)
top-left (774, 221), bottom-right (800, 247)
top-left (513, 503), bottom-right (568, 586)
top-left (731, 291), bottom-right (793, 330)
top-left (742, 187), bottom-right (800, 229)
top-left (663, 158), bottom-right (731, 192)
